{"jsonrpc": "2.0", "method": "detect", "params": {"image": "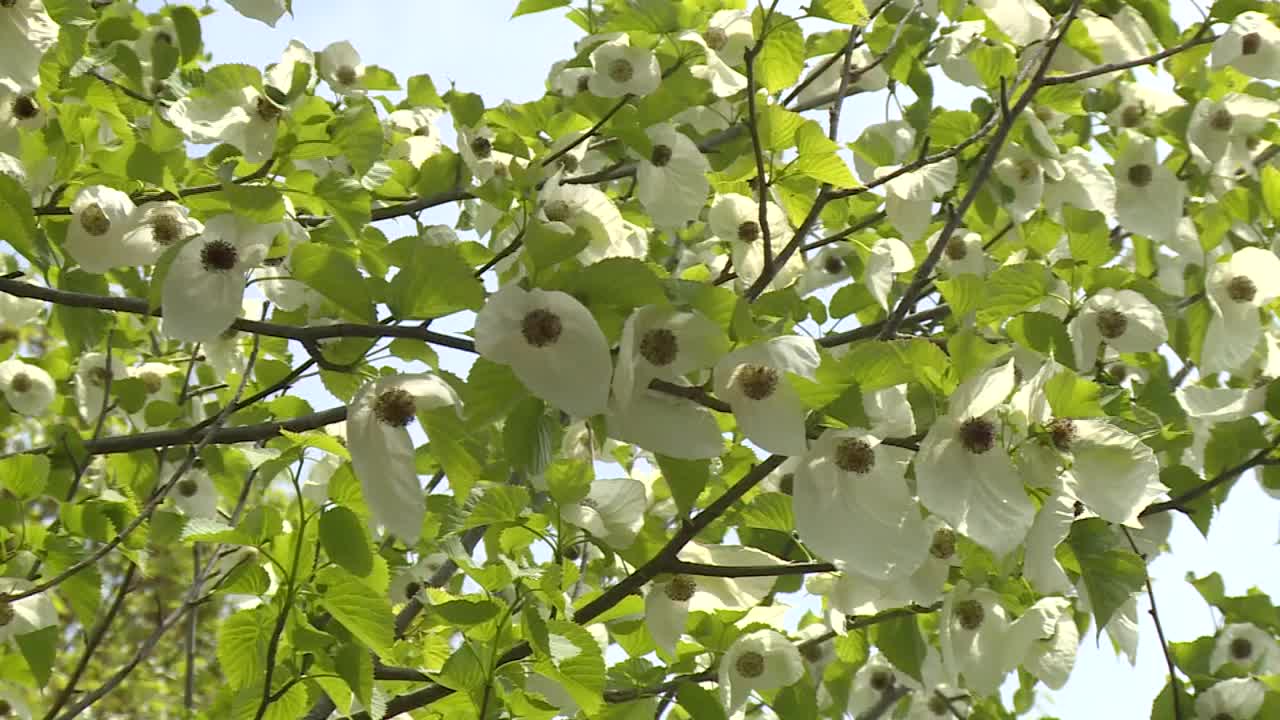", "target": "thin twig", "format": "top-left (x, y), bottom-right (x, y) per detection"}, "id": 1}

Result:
top-left (1122, 527), bottom-right (1184, 720)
